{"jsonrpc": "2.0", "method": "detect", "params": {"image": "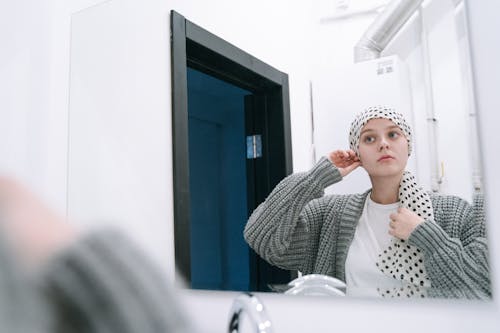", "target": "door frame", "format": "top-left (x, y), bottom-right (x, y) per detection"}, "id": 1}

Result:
top-left (170, 10), bottom-right (293, 285)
